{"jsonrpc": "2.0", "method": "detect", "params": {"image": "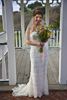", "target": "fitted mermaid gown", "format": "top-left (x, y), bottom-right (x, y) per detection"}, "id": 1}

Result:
top-left (12, 31), bottom-right (49, 98)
